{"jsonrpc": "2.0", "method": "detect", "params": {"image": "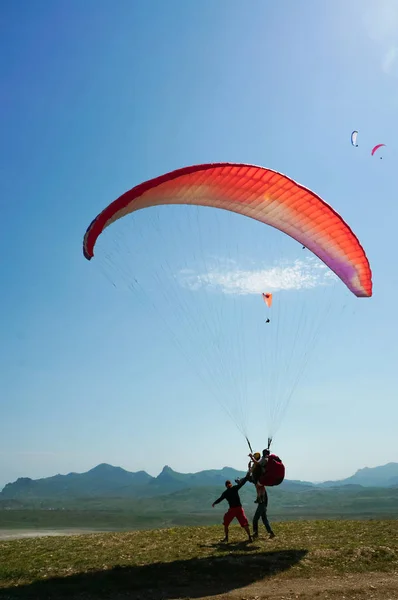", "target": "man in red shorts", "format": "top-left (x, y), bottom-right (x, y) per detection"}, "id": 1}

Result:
top-left (212, 478), bottom-right (253, 543)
